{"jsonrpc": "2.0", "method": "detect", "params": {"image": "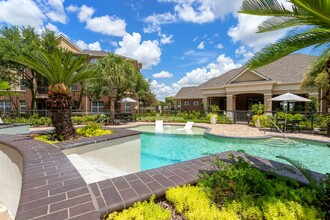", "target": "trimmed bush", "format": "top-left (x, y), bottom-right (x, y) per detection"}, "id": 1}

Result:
top-left (105, 195), bottom-right (170, 220)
